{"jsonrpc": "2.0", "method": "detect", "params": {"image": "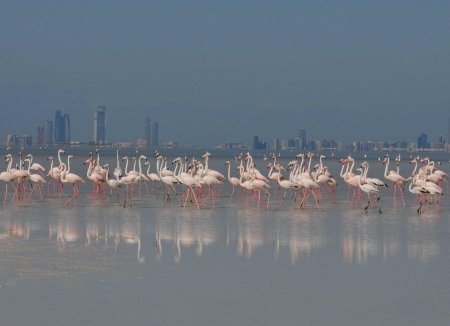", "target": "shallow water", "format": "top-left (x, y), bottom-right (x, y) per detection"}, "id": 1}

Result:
top-left (0, 154), bottom-right (449, 325)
